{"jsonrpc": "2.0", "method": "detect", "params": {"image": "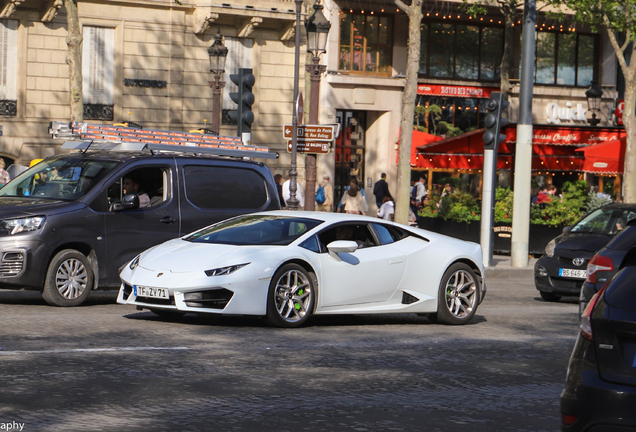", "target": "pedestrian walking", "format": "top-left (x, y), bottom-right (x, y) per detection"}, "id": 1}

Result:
top-left (340, 177), bottom-right (368, 215)
top-left (316, 174), bottom-right (334, 212)
top-left (373, 173), bottom-right (392, 208)
top-left (274, 174), bottom-right (286, 208)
